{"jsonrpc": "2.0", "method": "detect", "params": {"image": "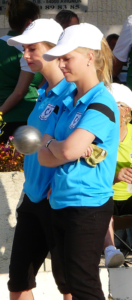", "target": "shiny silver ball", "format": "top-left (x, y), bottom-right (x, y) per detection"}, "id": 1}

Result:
top-left (13, 125), bottom-right (42, 155)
